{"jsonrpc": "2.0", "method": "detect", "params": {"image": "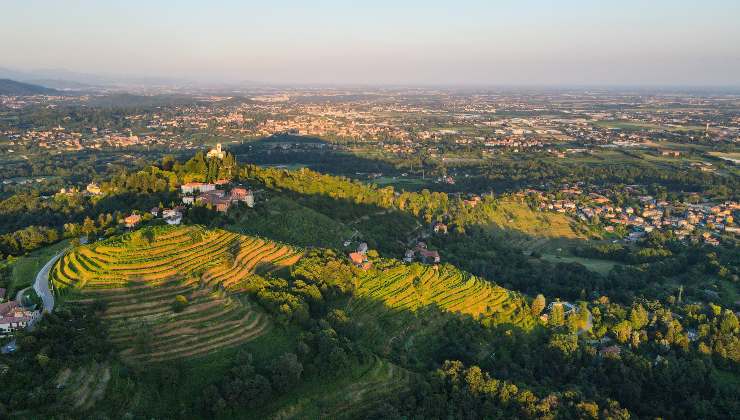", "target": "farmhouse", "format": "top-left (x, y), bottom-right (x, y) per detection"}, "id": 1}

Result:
top-left (349, 252), bottom-right (372, 270)
top-left (230, 187), bottom-right (255, 208)
top-left (124, 214), bottom-right (142, 228)
top-left (433, 221), bottom-right (448, 234)
top-left (414, 242), bottom-right (441, 264)
top-left (196, 190), bottom-right (231, 212)
top-left (418, 248), bottom-right (441, 264)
